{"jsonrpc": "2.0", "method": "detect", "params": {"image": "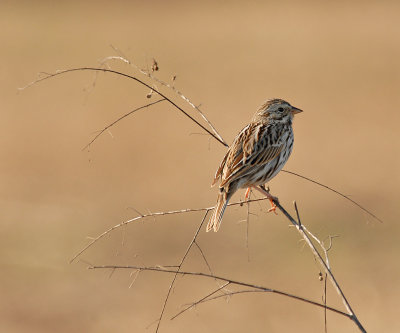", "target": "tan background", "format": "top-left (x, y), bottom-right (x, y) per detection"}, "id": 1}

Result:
top-left (1, 1), bottom-right (399, 332)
